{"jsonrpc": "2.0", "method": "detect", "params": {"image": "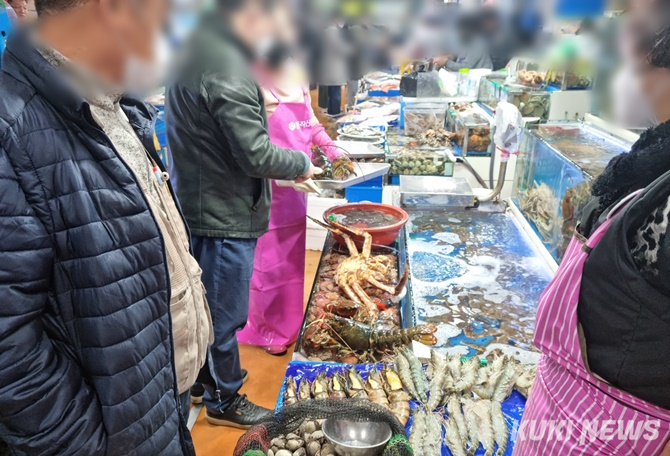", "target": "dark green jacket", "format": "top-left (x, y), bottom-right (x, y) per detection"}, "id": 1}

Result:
top-left (166, 18), bottom-right (309, 239)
